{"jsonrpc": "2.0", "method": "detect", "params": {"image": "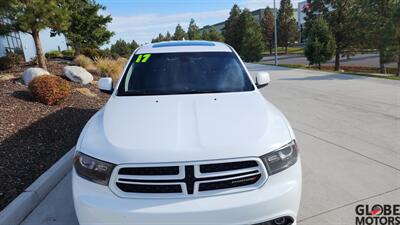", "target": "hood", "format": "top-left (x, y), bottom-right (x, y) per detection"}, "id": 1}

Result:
top-left (78, 91), bottom-right (292, 164)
